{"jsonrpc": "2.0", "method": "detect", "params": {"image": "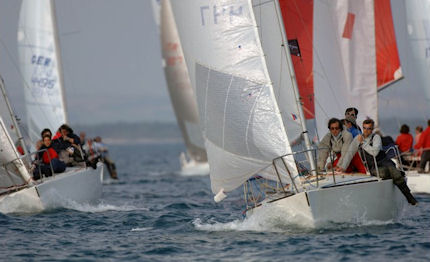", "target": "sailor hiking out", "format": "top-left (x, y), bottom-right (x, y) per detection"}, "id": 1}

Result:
top-left (337, 119), bottom-right (418, 205)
